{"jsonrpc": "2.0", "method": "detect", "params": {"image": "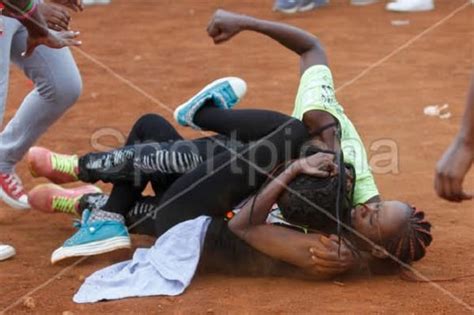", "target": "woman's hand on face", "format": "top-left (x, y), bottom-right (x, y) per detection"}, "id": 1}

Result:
top-left (308, 234), bottom-right (357, 275)
top-left (294, 153), bottom-right (338, 177)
